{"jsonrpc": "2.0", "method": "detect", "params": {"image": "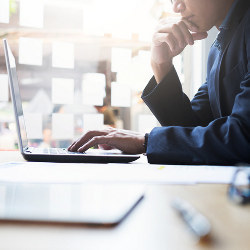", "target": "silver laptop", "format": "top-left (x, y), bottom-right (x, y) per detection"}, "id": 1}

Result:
top-left (3, 39), bottom-right (140, 163)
